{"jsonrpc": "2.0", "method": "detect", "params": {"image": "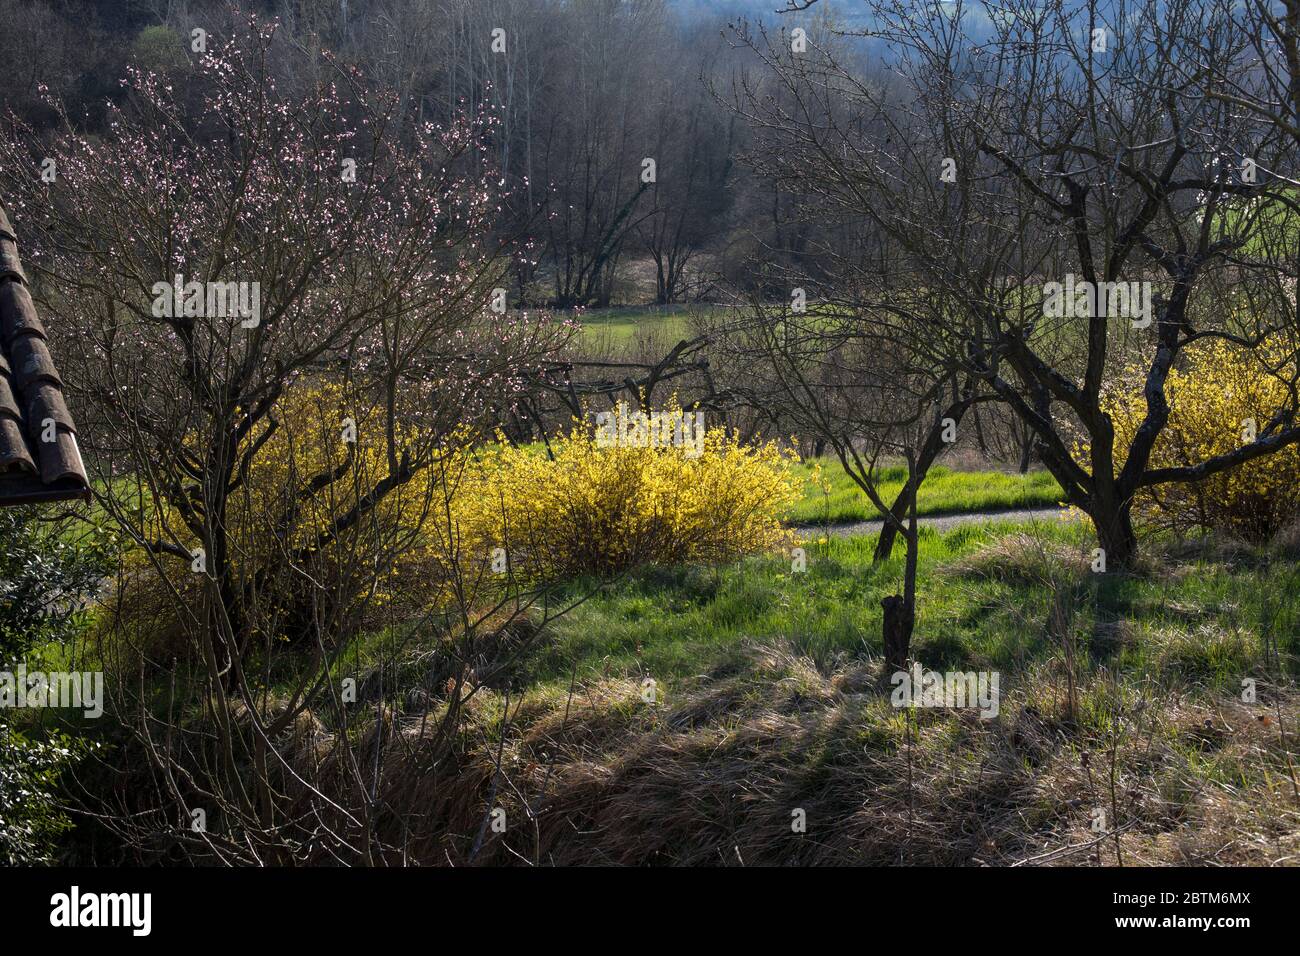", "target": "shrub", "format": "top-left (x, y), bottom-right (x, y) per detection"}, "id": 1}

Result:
top-left (0, 720), bottom-right (83, 865)
top-left (114, 395), bottom-right (800, 643)
top-left (452, 408), bottom-right (802, 579)
top-left (113, 380), bottom-right (444, 649)
top-left (0, 506), bottom-right (110, 660)
top-left (1103, 337), bottom-right (1300, 541)
top-left (0, 509), bottom-right (107, 864)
